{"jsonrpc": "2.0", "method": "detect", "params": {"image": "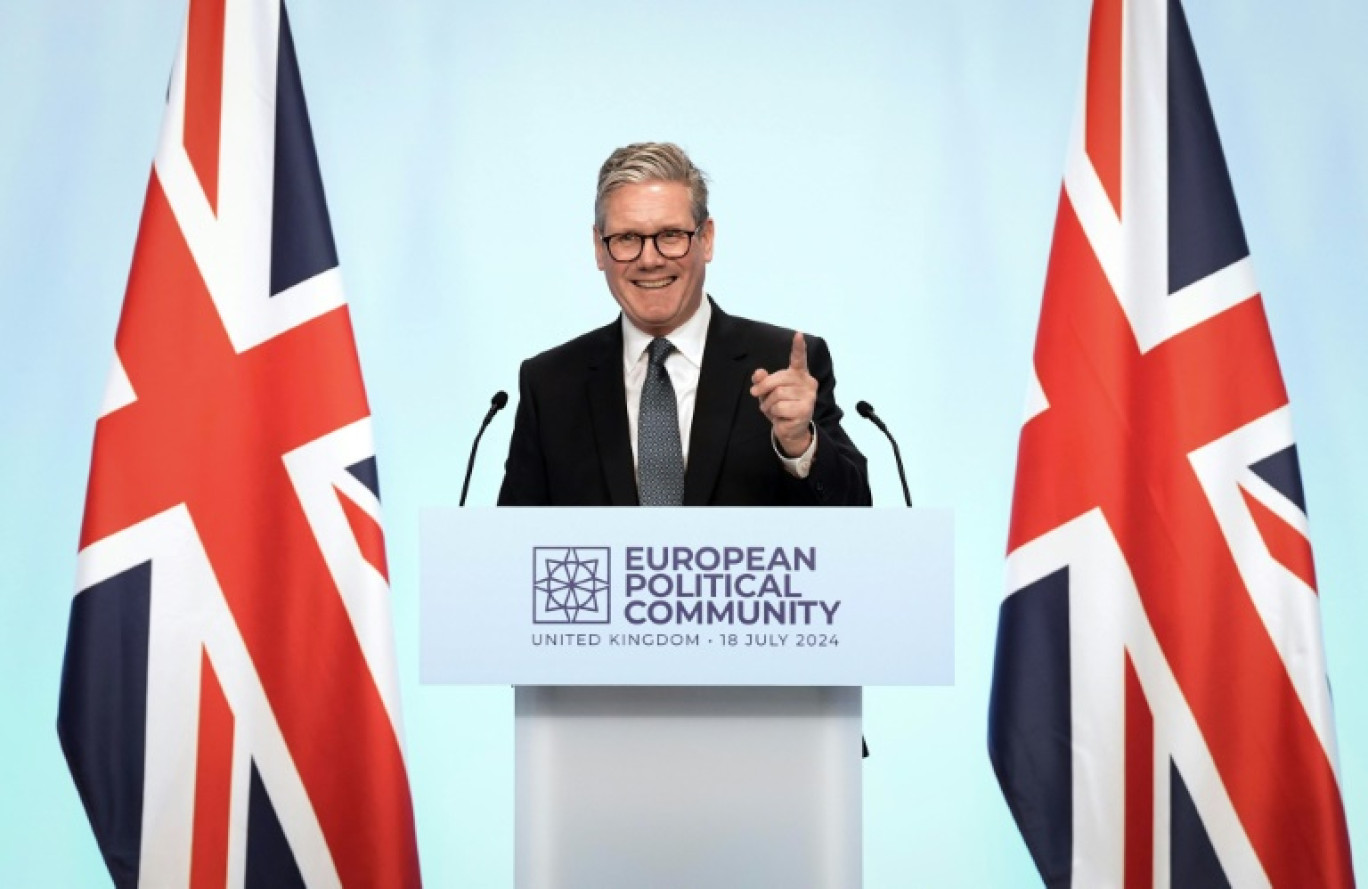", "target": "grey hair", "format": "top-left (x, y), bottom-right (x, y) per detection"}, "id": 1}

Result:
top-left (594, 142), bottom-right (710, 230)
